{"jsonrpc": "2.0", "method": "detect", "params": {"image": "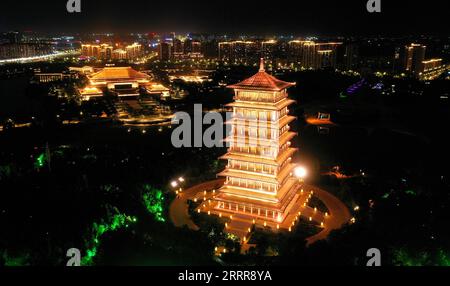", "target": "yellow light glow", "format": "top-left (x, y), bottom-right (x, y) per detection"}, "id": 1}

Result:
top-left (294, 166), bottom-right (307, 179)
